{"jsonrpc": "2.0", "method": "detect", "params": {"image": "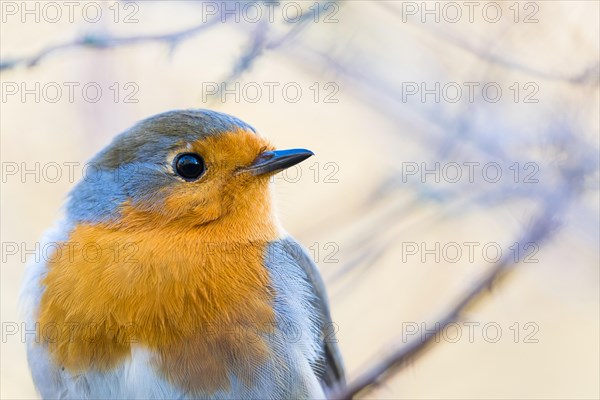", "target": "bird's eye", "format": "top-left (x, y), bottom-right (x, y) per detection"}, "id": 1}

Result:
top-left (174, 153), bottom-right (205, 181)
